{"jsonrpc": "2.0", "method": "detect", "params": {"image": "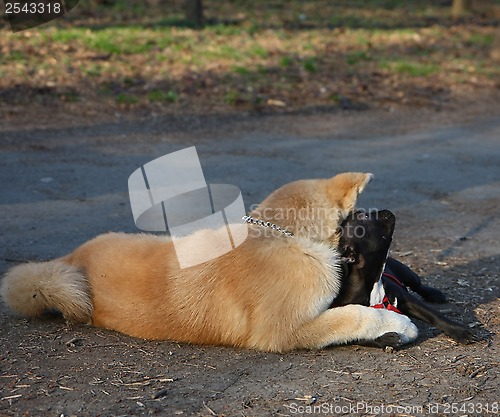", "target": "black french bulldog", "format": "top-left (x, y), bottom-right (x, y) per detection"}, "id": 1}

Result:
top-left (332, 209), bottom-right (477, 346)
